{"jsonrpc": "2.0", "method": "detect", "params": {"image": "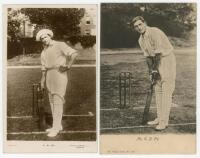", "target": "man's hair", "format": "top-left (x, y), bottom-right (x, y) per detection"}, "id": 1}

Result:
top-left (131, 16), bottom-right (145, 26)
